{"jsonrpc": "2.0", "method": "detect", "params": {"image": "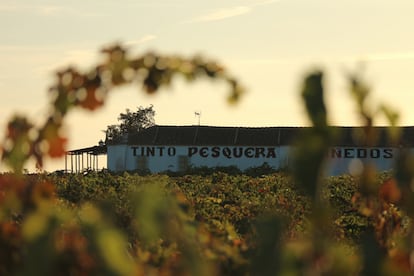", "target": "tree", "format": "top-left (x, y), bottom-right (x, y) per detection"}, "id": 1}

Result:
top-left (105, 105), bottom-right (155, 143)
